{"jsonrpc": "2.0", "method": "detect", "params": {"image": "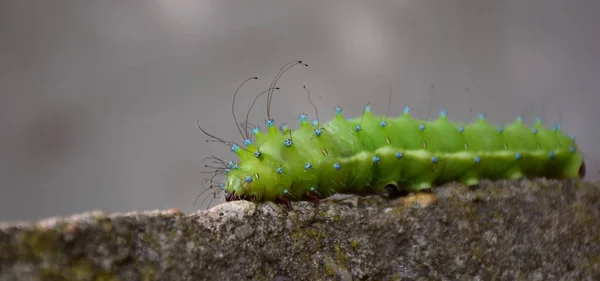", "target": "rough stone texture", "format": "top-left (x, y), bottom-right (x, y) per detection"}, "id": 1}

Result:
top-left (1, 179), bottom-right (599, 281)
